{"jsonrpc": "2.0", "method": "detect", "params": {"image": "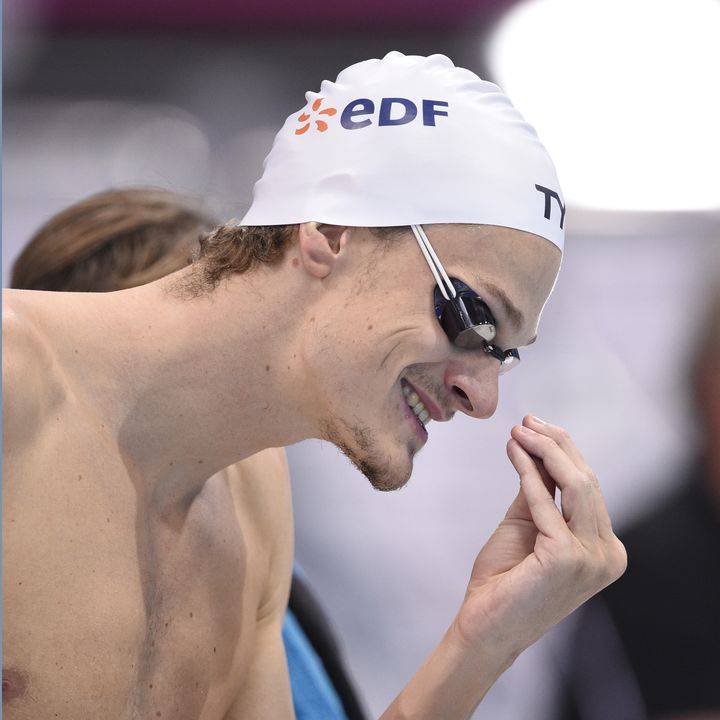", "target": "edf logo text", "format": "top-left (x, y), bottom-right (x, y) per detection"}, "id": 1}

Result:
top-left (341, 98), bottom-right (449, 129)
top-left (295, 97), bottom-right (449, 135)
